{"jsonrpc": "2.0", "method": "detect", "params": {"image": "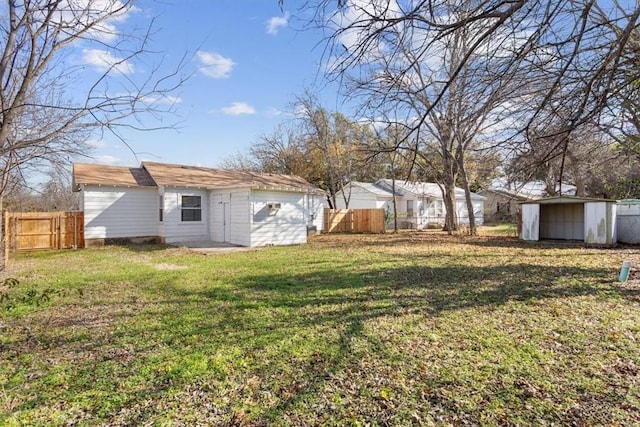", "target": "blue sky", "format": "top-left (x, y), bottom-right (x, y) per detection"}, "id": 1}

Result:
top-left (82, 0), bottom-right (341, 168)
